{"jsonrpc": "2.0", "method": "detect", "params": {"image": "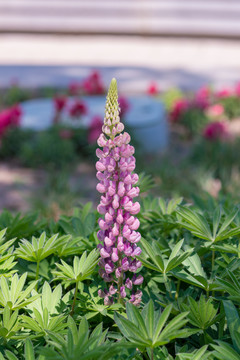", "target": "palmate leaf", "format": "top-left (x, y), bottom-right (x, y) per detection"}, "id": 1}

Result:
top-left (223, 300), bottom-right (240, 353)
top-left (172, 252), bottom-right (218, 293)
top-left (41, 317), bottom-right (132, 360)
top-left (177, 206), bottom-right (240, 243)
top-left (26, 282), bottom-right (63, 315)
top-left (15, 232), bottom-right (63, 263)
top-left (0, 228), bottom-right (17, 277)
top-left (54, 235), bottom-right (85, 257)
top-left (21, 307), bottom-right (67, 335)
top-left (176, 345), bottom-right (212, 360)
top-left (216, 271), bottom-right (240, 304)
top-left (0, 306), bottom-right (21, 342)
top-left (52, 249), bottom-right (99, 285)
top-left (180, 295), bottom-right (220, 330)
top-left (114, 300), bottom-right (194, 351)
top-left (177, 207), bottom-right (213, 241)
top-left (0, 339), bottom-right (45, 360)
top-left (138, 238), bottom-right (192, 275)
top-left (0, 211), bottom-right (46, 240)
top-left (0, 228), bottom-right (16, 255)
top-left (212, 341), bottom-right (240, 360)
top-left (0, 273), bottom-right (39, 311)
top-left (21, 282), bottom-right (67, 335)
